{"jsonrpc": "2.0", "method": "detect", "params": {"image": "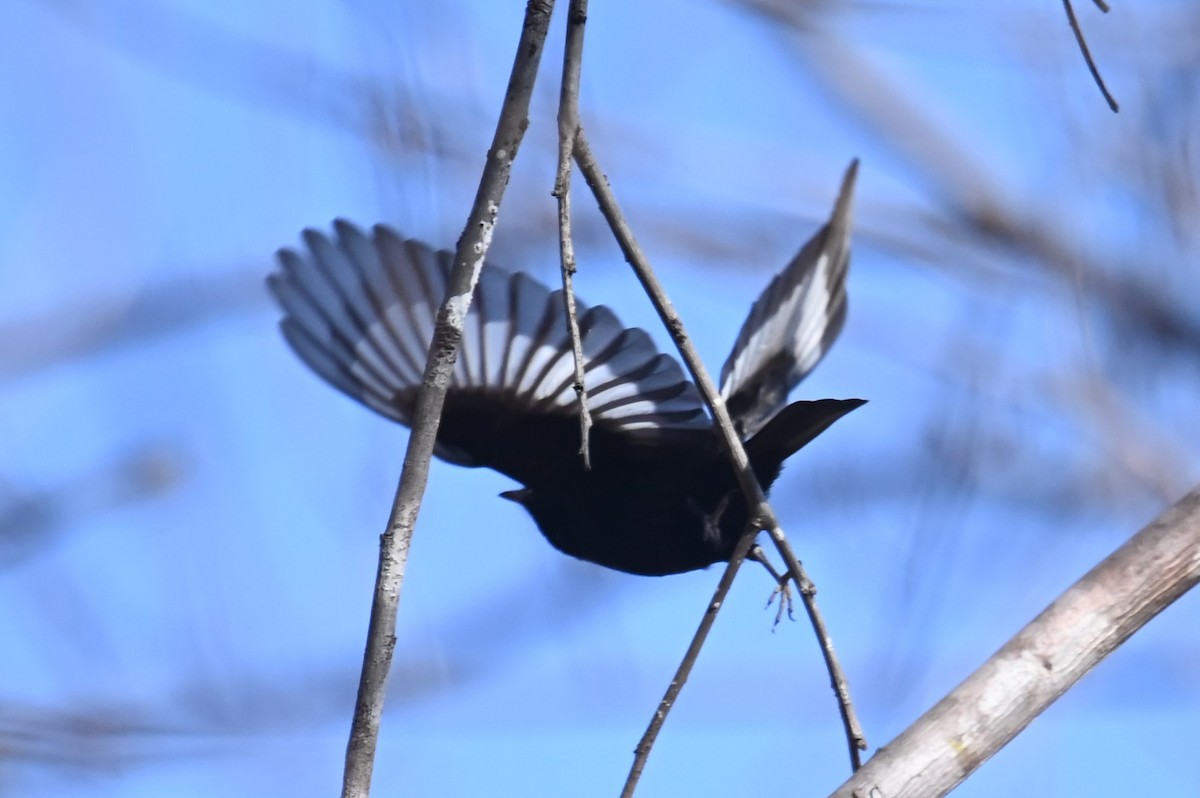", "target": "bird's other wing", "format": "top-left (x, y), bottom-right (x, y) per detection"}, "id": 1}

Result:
top-left (268, 220), bottom-right (710, 477)
top-left (718, 160), bottom-right (858, 438)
